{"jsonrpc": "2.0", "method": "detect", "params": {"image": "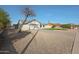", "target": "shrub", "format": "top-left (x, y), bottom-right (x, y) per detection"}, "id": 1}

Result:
top-left (62, 24), bottom-right (71, 29)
